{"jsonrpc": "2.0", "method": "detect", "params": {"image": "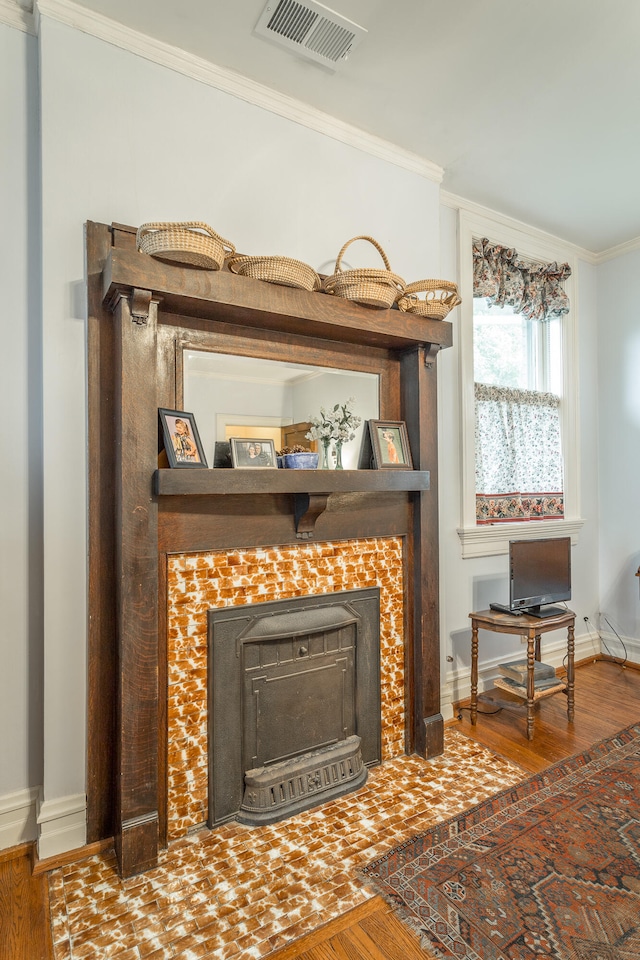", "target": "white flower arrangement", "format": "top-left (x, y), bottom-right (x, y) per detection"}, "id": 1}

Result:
top-left (306, 397), bottom-right (362, 445)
